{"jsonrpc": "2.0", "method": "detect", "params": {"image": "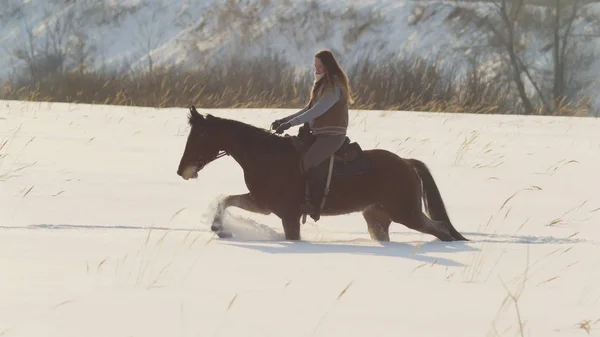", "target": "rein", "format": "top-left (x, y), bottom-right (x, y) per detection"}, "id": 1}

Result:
top-left (213, 151), bottom-right (228, 161)
top-left (203, 127), bottom-right (280, 167)
top-left (198, 150), bottom-right (228, 169)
